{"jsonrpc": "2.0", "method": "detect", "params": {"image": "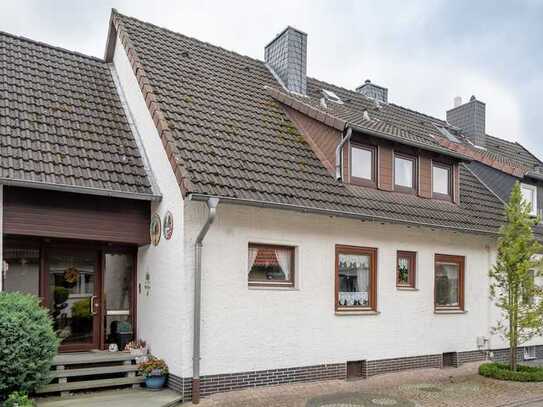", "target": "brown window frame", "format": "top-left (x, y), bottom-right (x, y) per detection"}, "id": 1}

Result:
top-left (350, 143), bottom-right (377, 188)
top-left (394, 153), bottom-right (417, 194)
top-left (248, 243), bottom-right (295, 287)
top-left (396, 251), bottom-right (416, 288)
top-left (434, 254), bottom-right (465, 311)
top-left (335, 245), bottom-right (378, 313)
top-left (431, 162), bottom-right (453, 201)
